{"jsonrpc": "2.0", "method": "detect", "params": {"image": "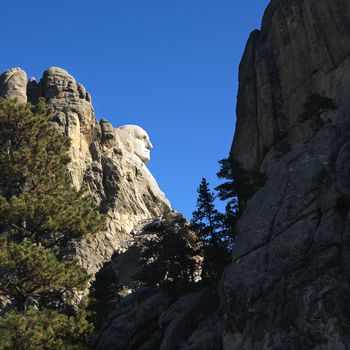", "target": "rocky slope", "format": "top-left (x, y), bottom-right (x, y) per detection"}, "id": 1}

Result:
top-left (225, 0), bottom-right (350, 348)
top-left (0, 66), bottom-right (171, 274)
top-left (94, 287), bottom-right (221, 350)
top-left (93, 214), bottom-right (222, 350)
